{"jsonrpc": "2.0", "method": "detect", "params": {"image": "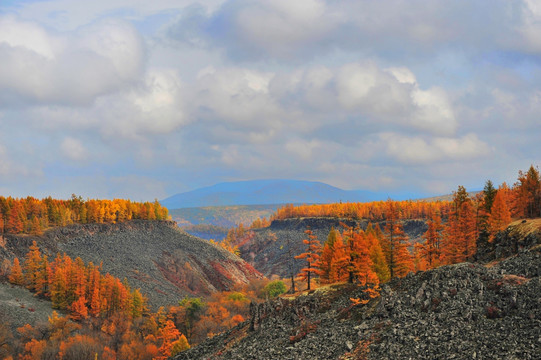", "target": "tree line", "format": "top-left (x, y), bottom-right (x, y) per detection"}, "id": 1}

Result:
top-left (290, 165), bottom-right (540, 292)
top-left (0, 195), bottom-right (170, 236)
